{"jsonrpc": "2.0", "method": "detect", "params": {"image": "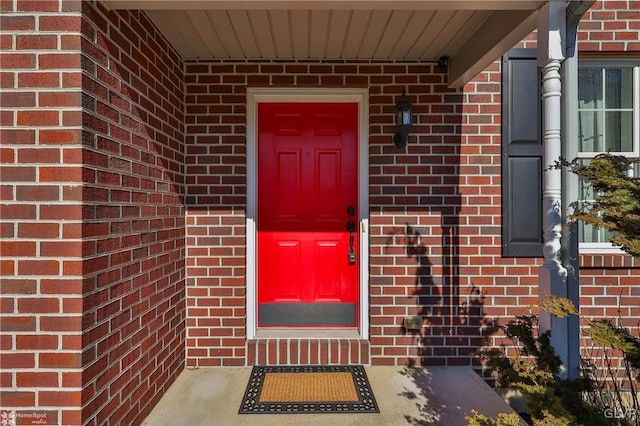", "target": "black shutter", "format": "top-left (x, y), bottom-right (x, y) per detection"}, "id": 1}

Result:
top-left (501, 49), bottom-right (543, 257)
